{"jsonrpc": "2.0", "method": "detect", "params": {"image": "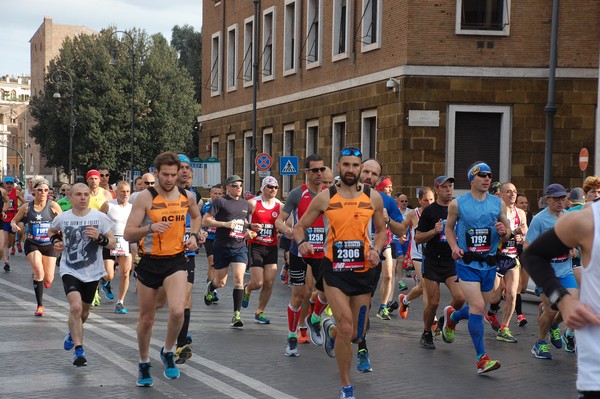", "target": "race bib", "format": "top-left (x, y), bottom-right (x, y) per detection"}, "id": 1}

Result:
top-left (551, 254), bottom-right (570, 263)
top-left (229, 219), bottom-right (246, 239)
top-left (110, 235), bottom-right (130, 256)
top-left (439, 220), bottom-right (447, 242)
top-left (306, 226), bottom-right (325, 252)
top-left (30, 223), bottom-right (51, 243)
top-left (466, 228), bottom-right (491, 254)
top-left (332, 240), bottom-right (365, 271)
top-left (256, 223), bottom-right (275, 244)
